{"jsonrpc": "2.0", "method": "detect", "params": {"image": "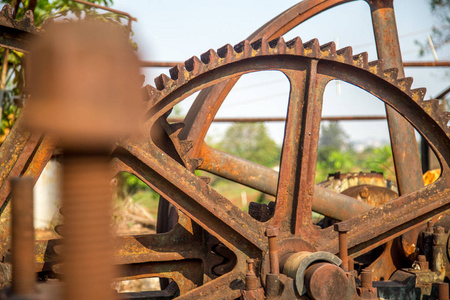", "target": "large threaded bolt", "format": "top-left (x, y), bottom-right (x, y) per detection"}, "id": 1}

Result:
top-left (26, 20), bottom-right (142, 300)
